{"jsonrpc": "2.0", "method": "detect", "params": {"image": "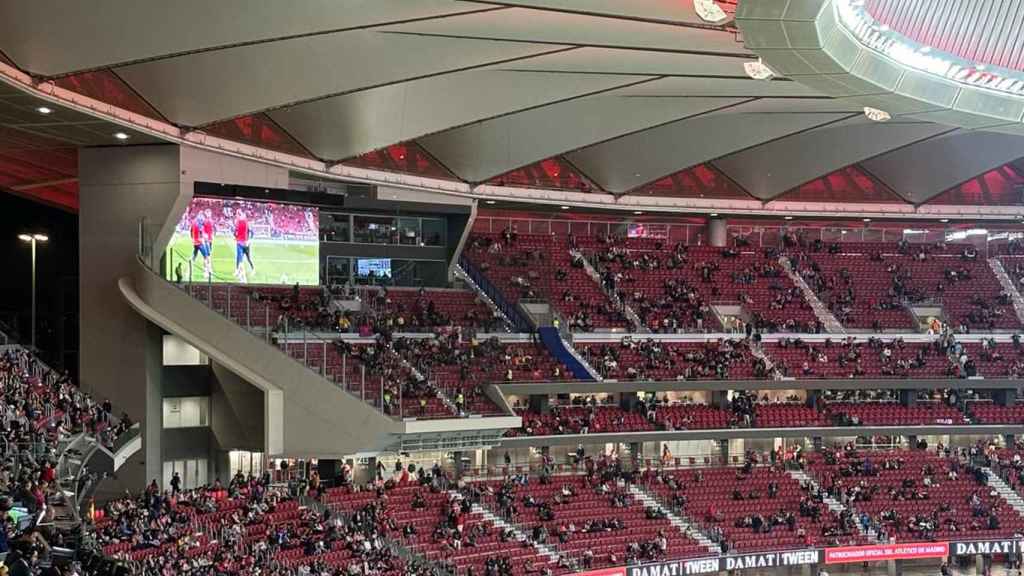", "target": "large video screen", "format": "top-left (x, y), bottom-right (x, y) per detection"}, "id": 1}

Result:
top-left (165, 197), bottom-right (319, 285)
top-left (356, 258), bottom-right (392, 279)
